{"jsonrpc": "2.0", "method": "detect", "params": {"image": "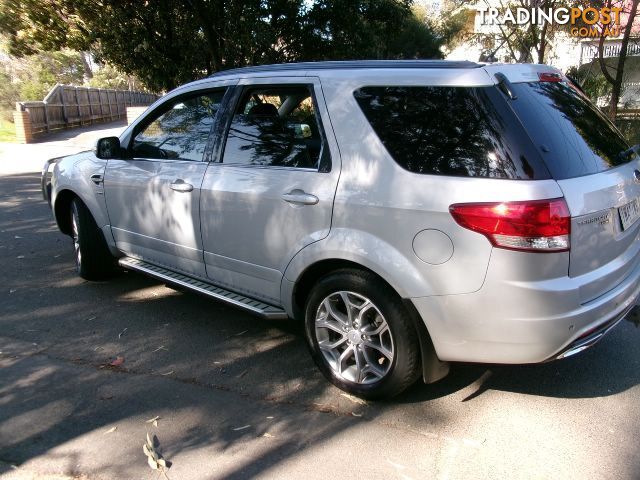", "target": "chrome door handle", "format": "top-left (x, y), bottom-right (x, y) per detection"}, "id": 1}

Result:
top-left (170, 179), bottom-right (193, 192)
top-left (281, 190), bottom-right (319, 205)
top-left (90, 174), bottom-right (104, 185)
